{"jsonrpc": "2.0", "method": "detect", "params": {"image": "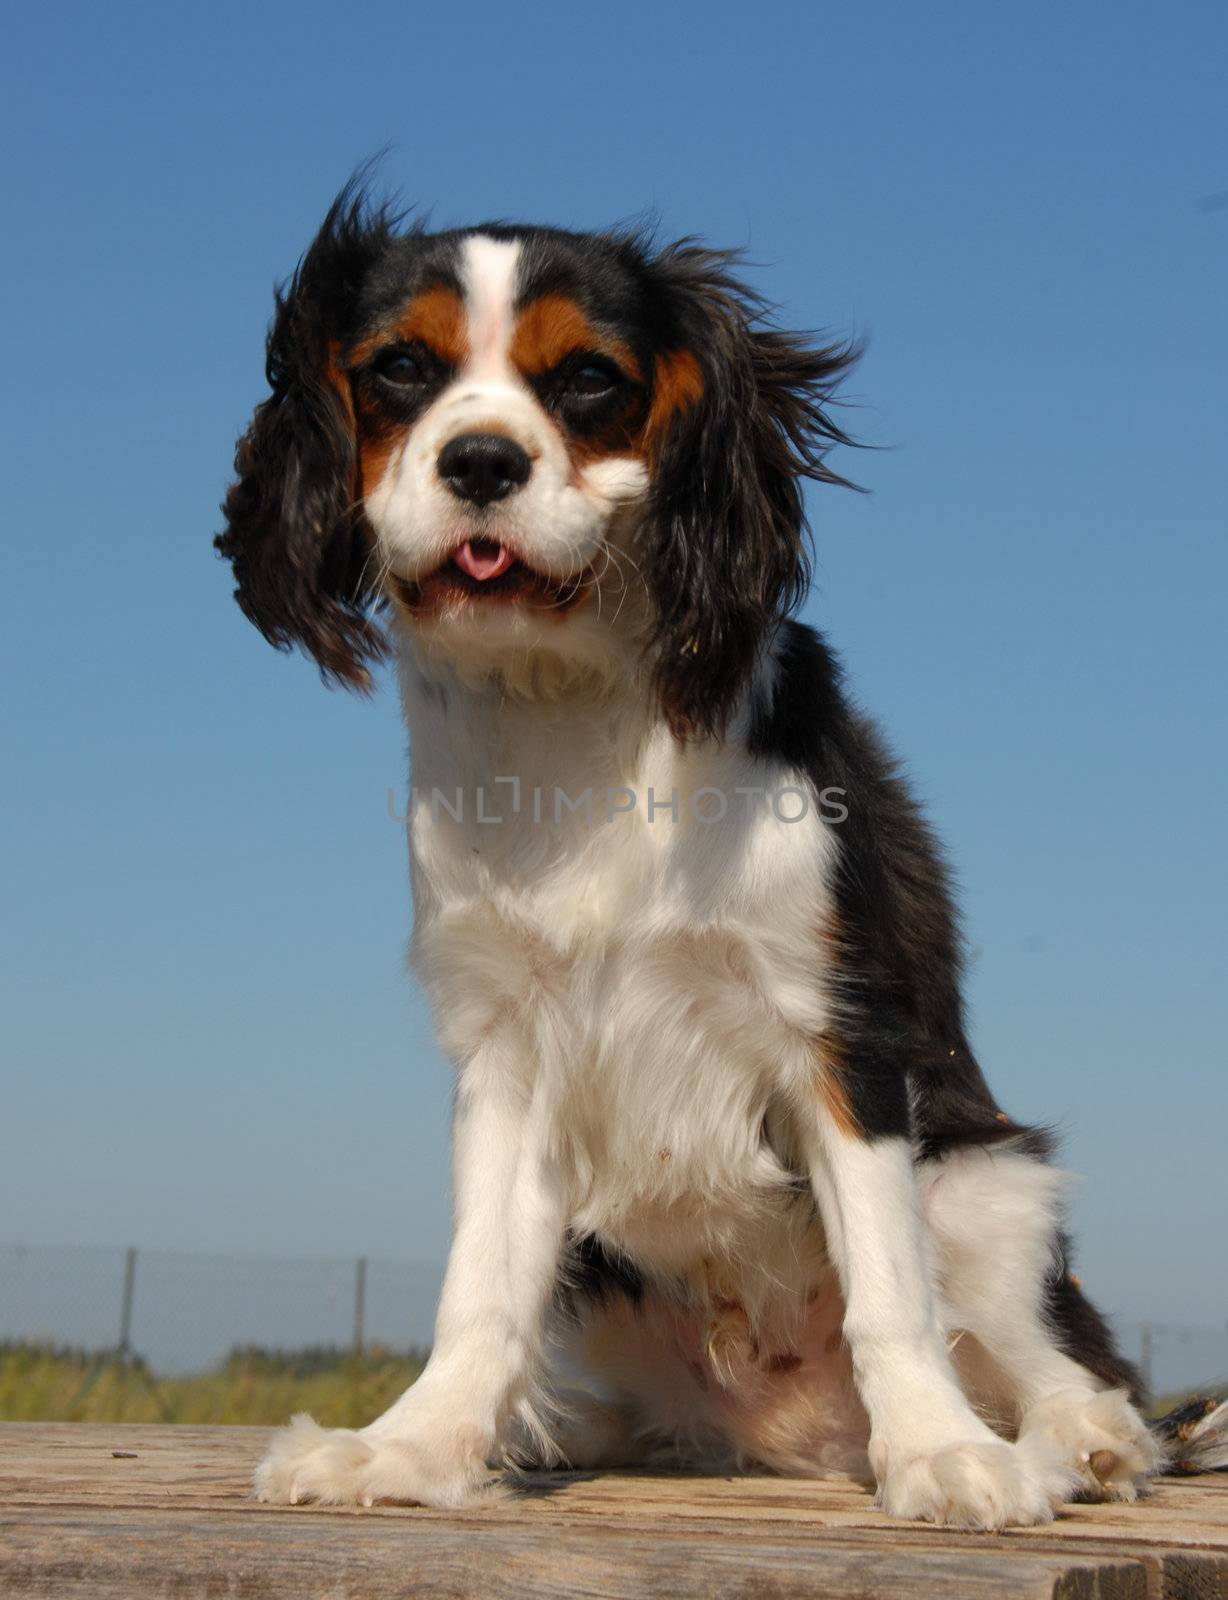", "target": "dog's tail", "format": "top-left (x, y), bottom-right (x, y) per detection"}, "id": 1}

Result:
top-left (1152, 1395), bottom-right (1228, 1474)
